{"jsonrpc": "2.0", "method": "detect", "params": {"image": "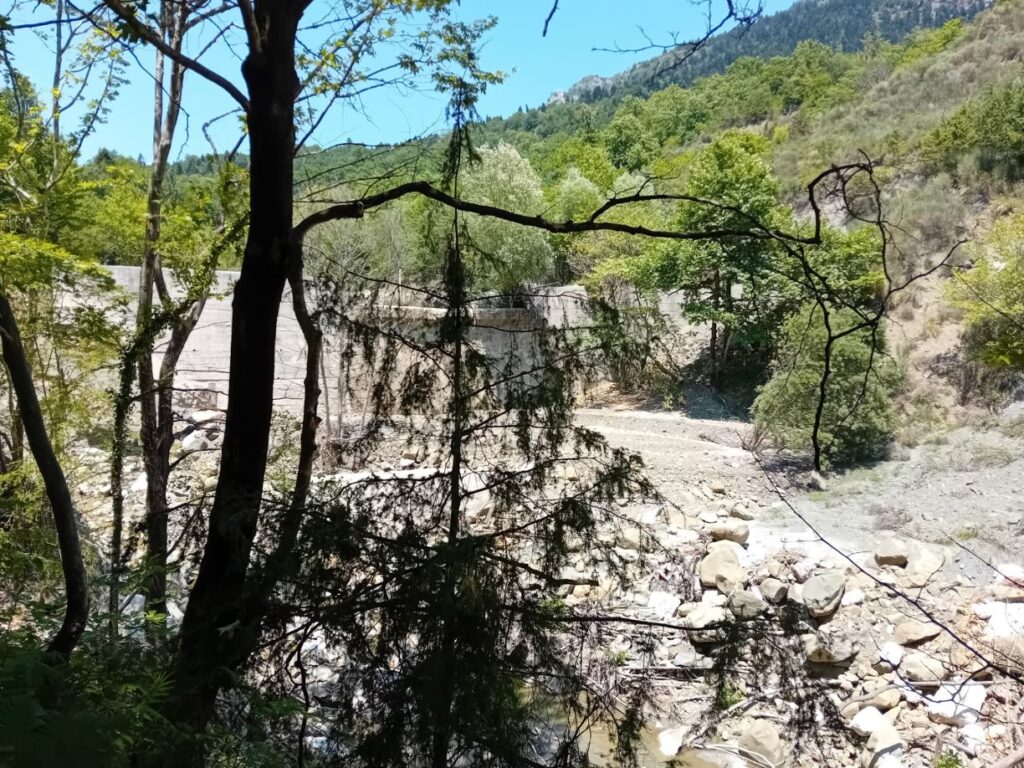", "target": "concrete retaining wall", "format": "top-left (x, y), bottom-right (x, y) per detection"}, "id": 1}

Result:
top-left (106, 267), bottom-right (598, 424)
